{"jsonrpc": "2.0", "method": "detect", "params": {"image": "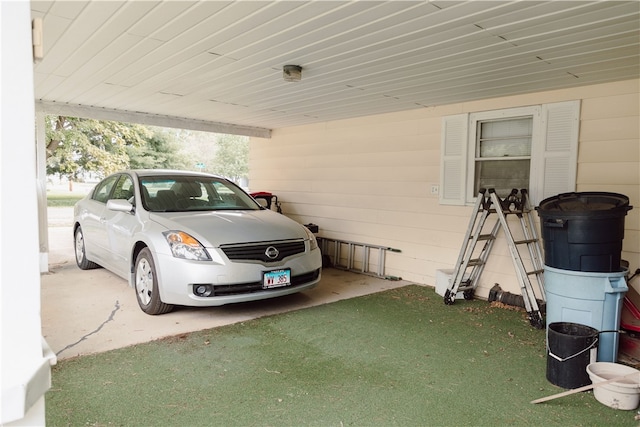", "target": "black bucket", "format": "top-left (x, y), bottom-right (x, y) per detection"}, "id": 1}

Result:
top-left (546, 322), bottom-right (599, 389)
